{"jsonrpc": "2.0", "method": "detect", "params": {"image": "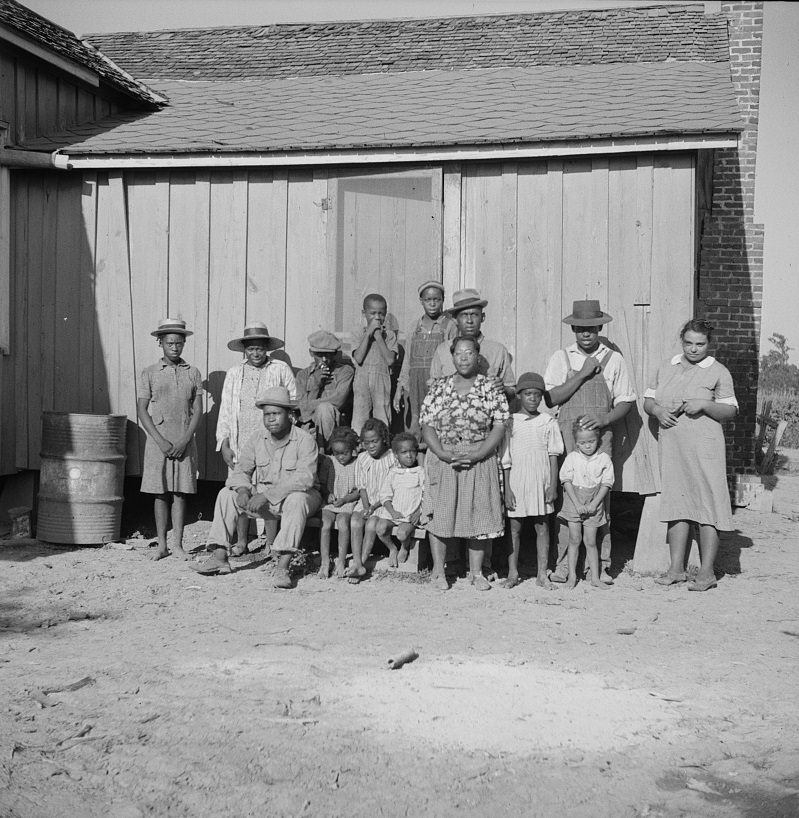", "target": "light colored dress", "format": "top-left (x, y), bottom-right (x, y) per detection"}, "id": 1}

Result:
top-left (501, 412), bottom-right (564, 517)
top-left (645, 354), bottom-right (738, 530)
top-left (375, 465), bottom-right (425, 522)
top-left (319, 455), bottom-right (359, 514)
top-left (354, 449), bottom-right (396, 511)
top-left (139, 359), bottom-right (203, 494)
top-left (420, 374), bottom-right (509, 539)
